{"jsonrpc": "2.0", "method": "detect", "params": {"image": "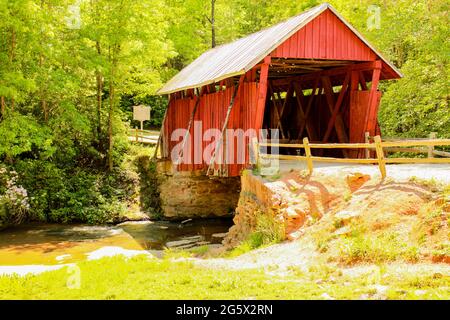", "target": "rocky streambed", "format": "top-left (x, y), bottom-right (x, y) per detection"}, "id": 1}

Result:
top-left (0, 219), bottom-right (233, 274)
